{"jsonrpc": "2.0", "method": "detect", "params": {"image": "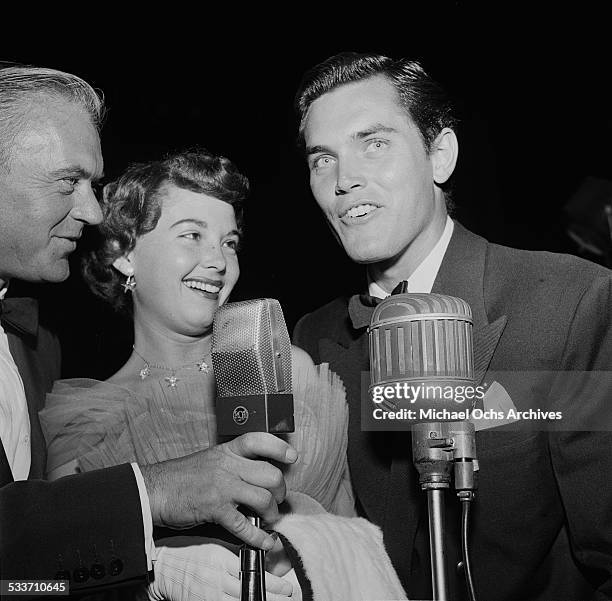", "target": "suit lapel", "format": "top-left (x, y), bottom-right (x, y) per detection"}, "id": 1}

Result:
top-left (473, 316), bottom-right (507, 386)
top-left (432, 222), bottom-right (507, 383)
top-left (432, 222), bottom-right (490, 329)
